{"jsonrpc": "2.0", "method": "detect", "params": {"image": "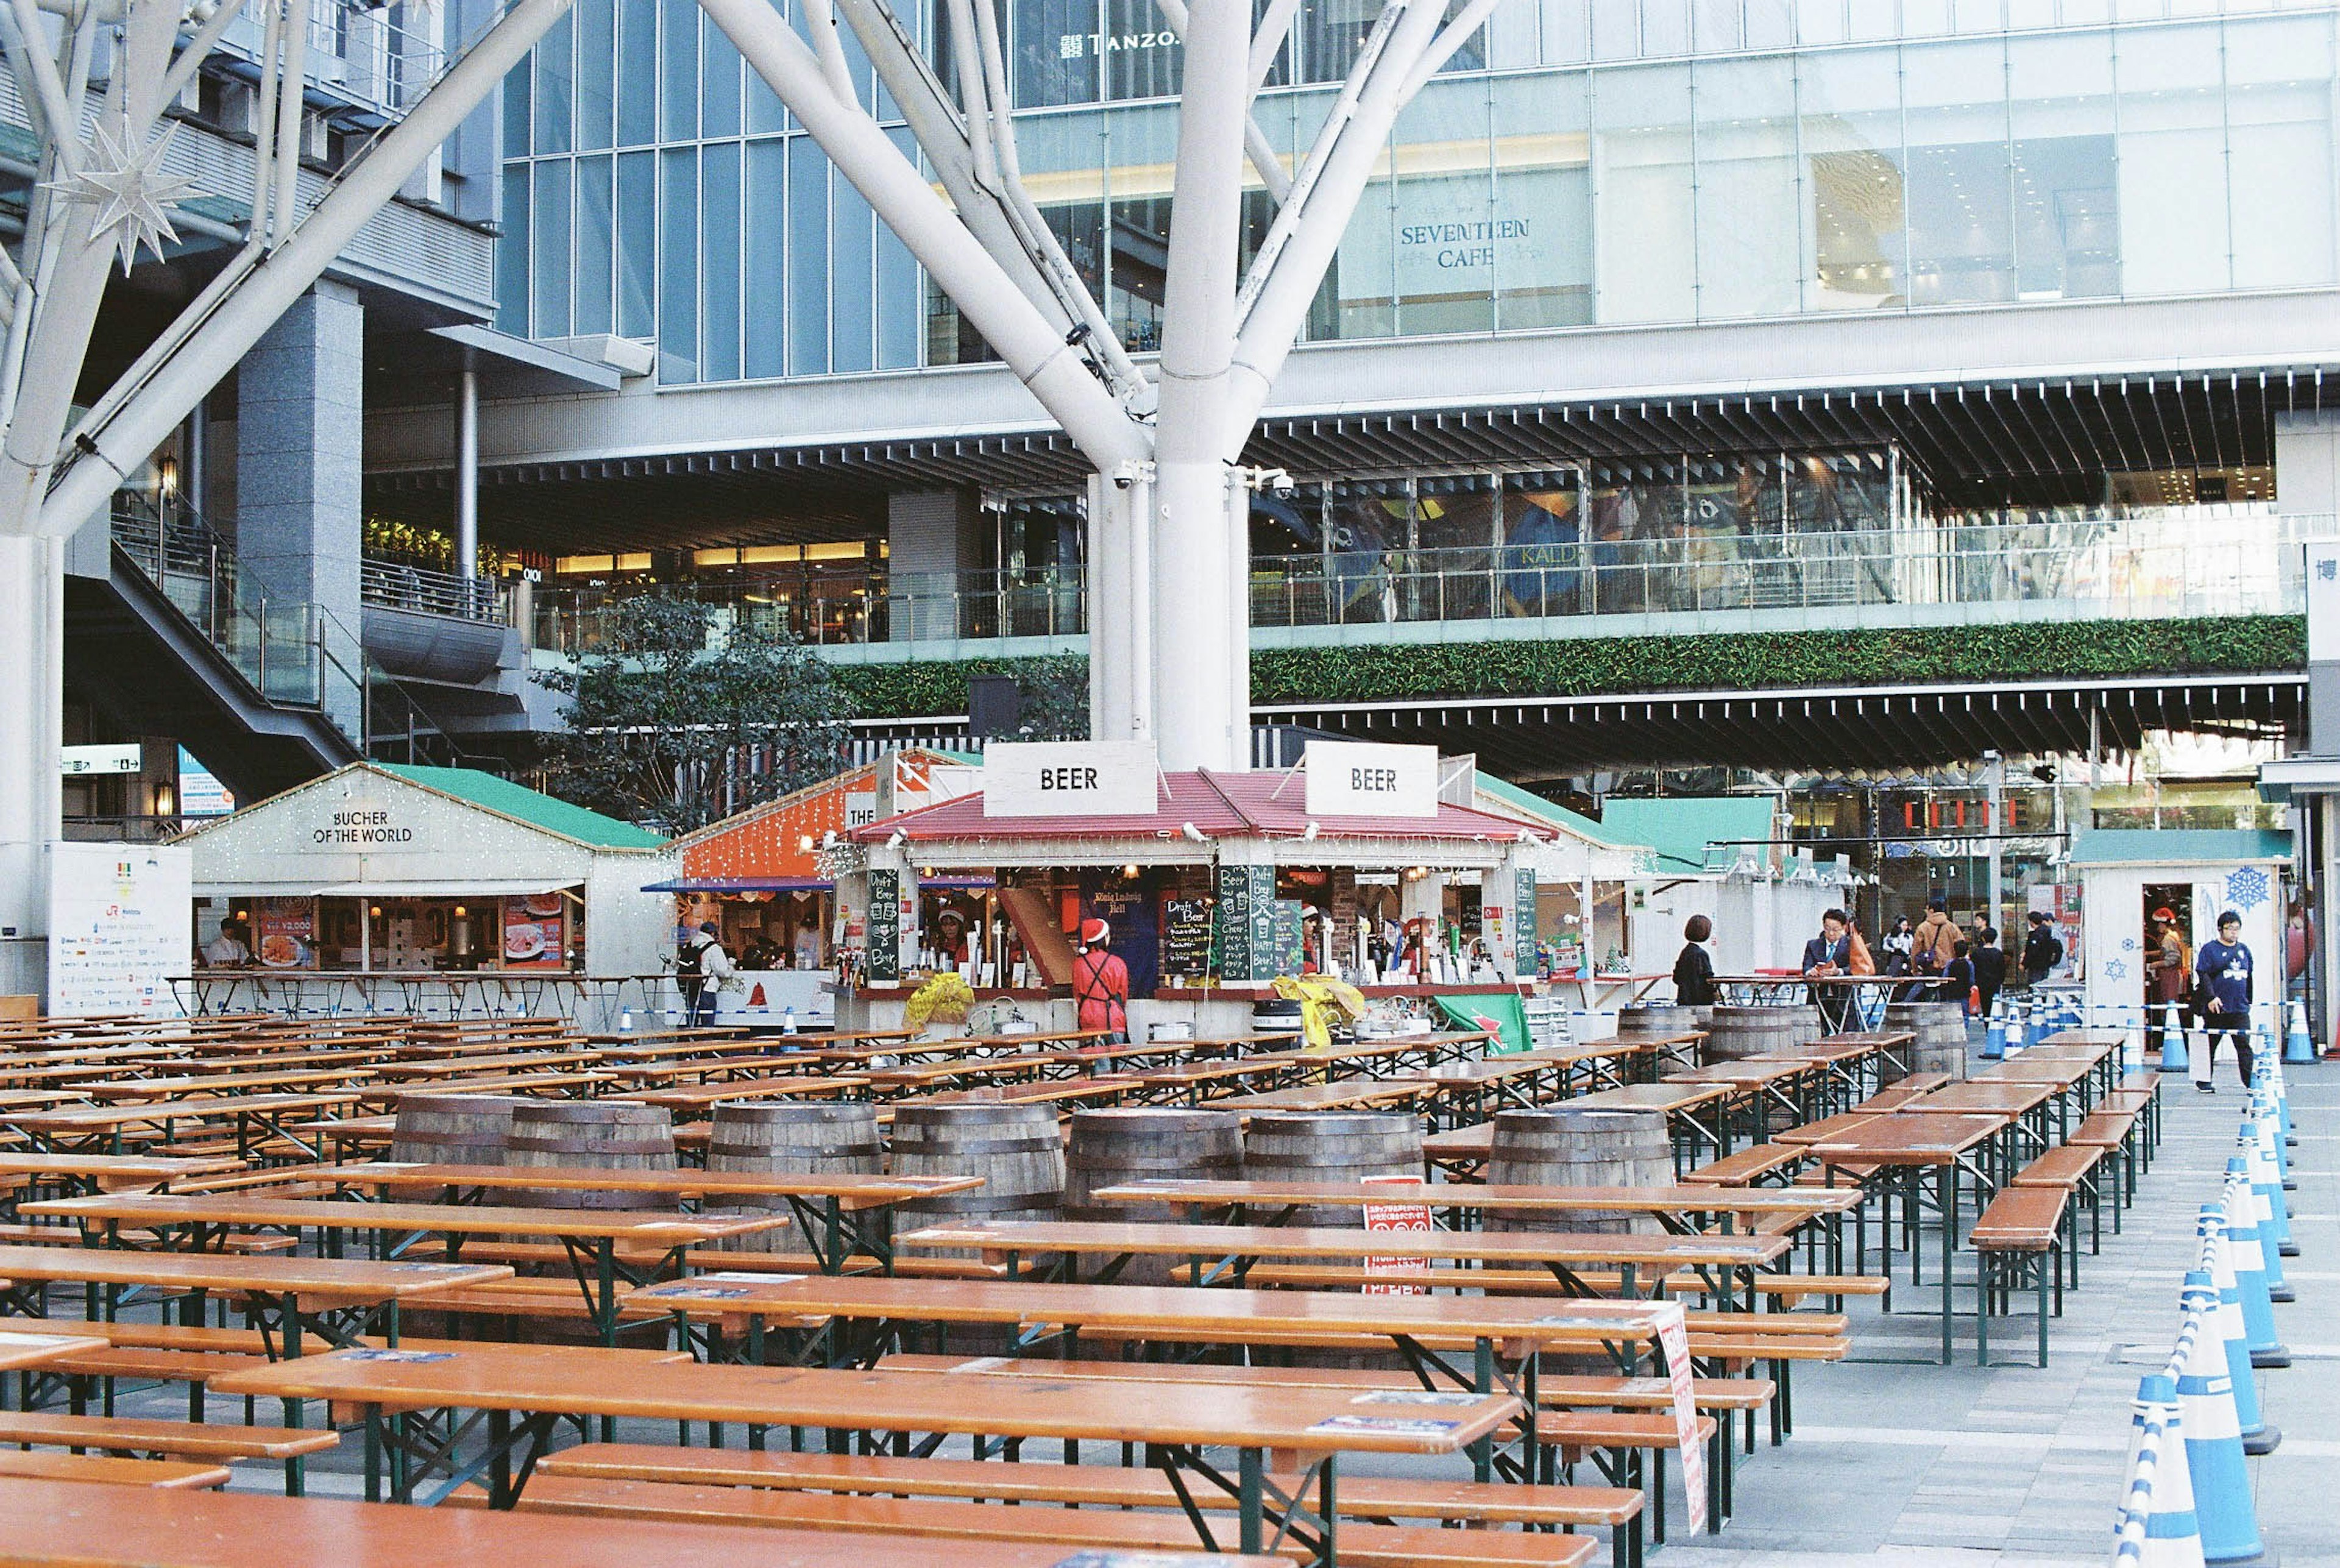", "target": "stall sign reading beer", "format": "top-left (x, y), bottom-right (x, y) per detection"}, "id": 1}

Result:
top-left (983, 742), bottom-right (1157, 818)
top-left (1303, 741), bottom-right (1438, 818)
